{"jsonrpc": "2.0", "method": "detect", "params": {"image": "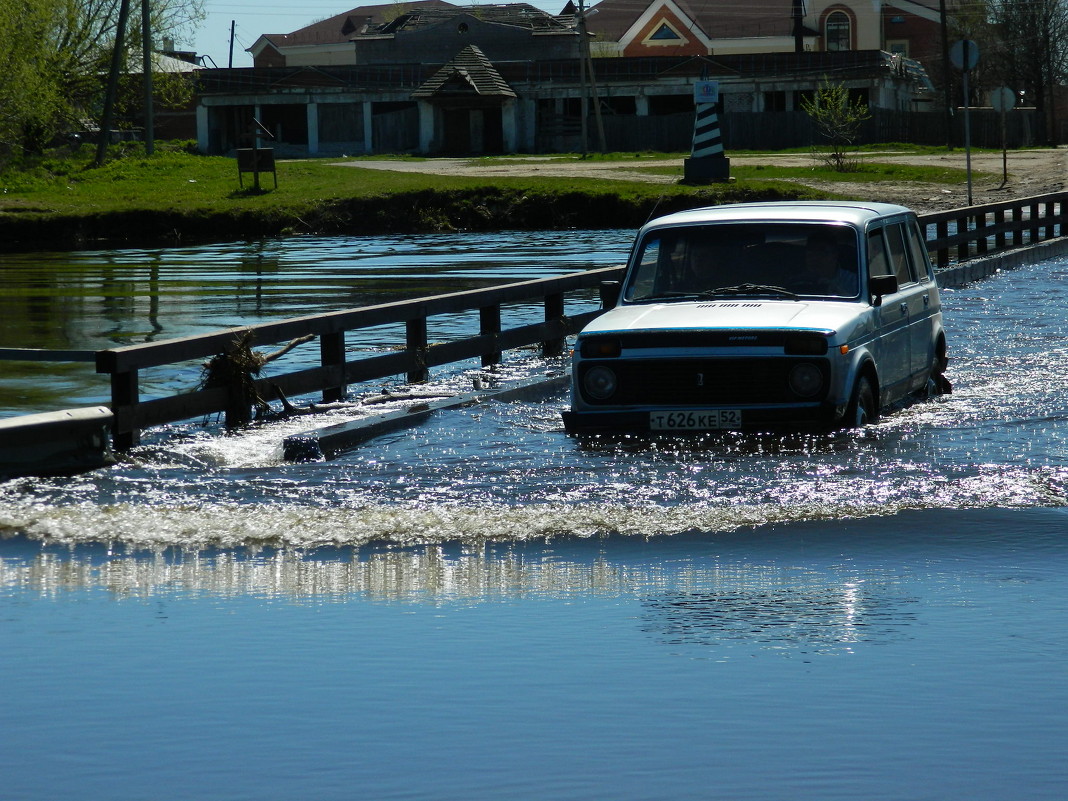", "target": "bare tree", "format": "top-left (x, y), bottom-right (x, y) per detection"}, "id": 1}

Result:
top-left (985, 0), bottom-right (1068, 143)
